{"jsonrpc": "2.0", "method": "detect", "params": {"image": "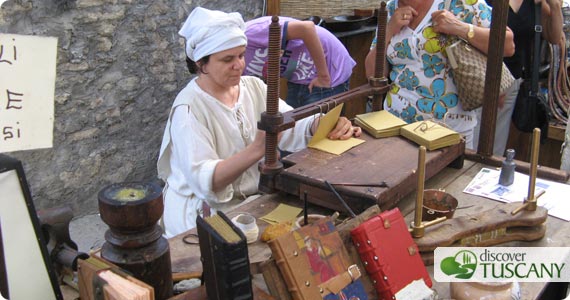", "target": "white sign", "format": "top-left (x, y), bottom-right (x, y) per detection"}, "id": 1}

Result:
top-left (0, 33), bottom-right (57, 153)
